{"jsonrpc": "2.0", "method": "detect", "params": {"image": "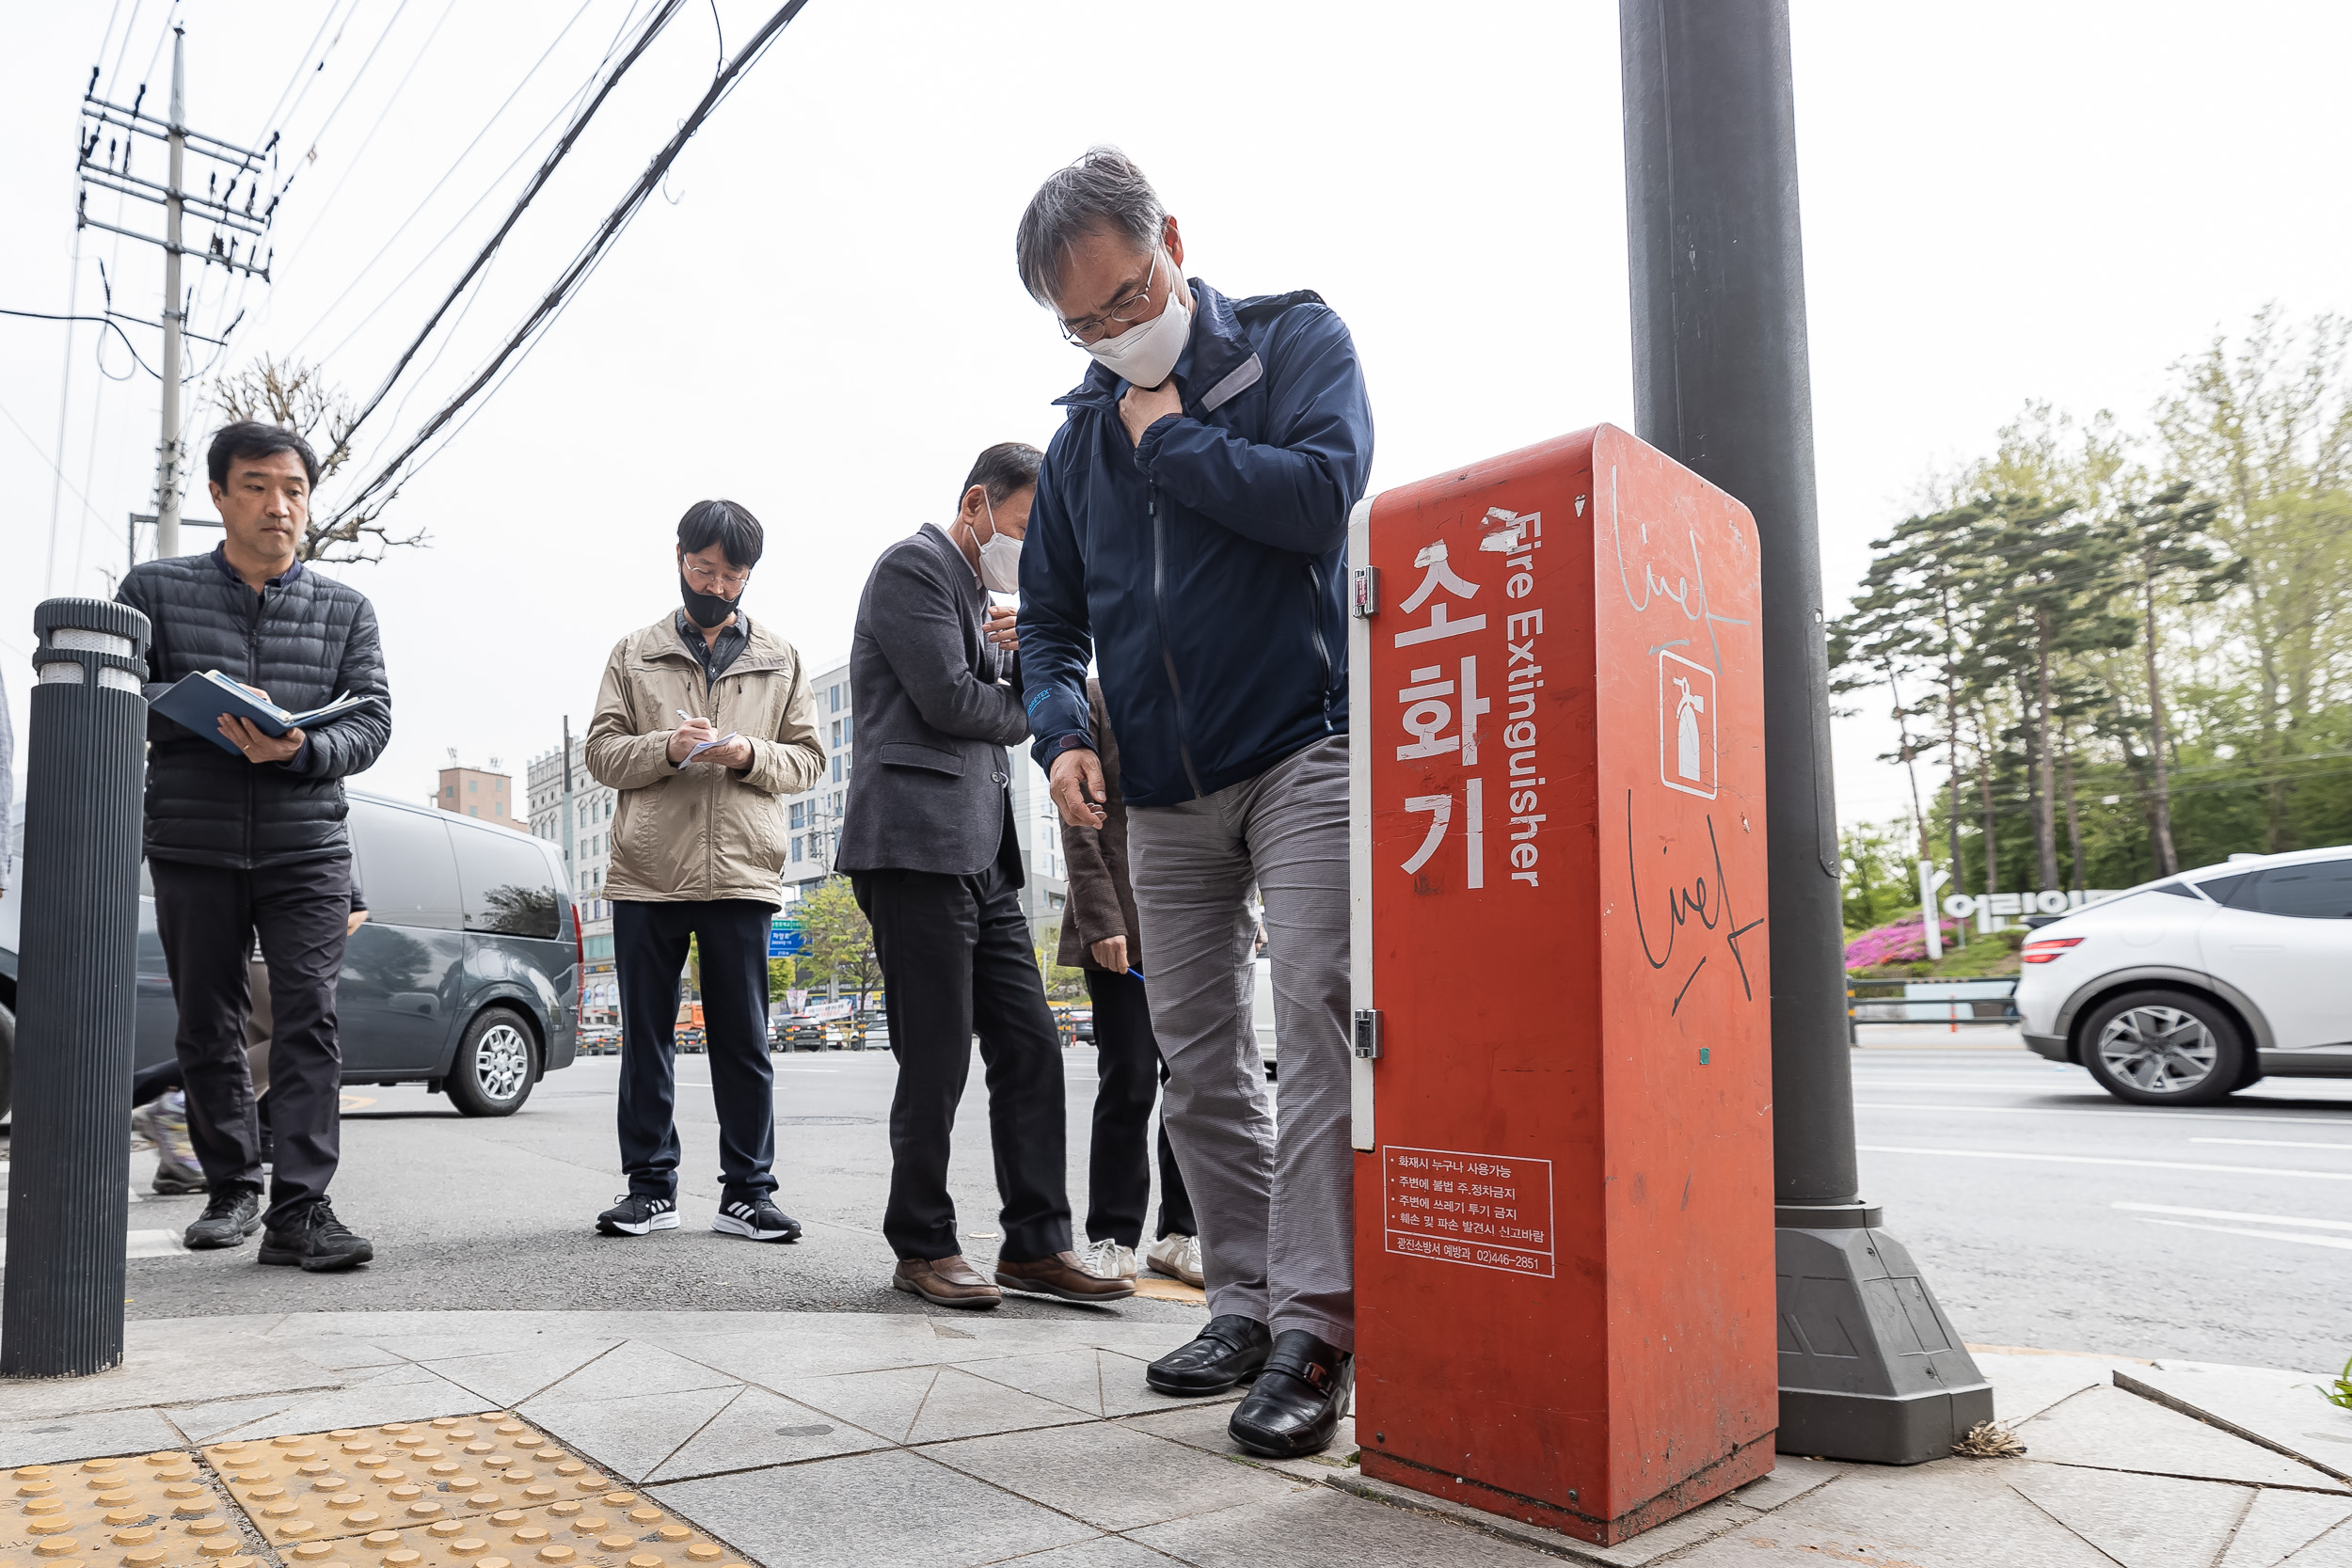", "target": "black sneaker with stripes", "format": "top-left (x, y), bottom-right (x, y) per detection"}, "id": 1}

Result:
top-left (712, 1195), bottom-right (803, 1243)
top-left (596, 1192), bottom-right (679, 1236)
